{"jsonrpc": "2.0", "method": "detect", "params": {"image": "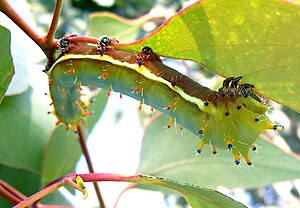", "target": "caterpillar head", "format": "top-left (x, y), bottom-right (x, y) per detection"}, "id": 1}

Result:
top-left (197, 77), bottom-right (283, 165)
